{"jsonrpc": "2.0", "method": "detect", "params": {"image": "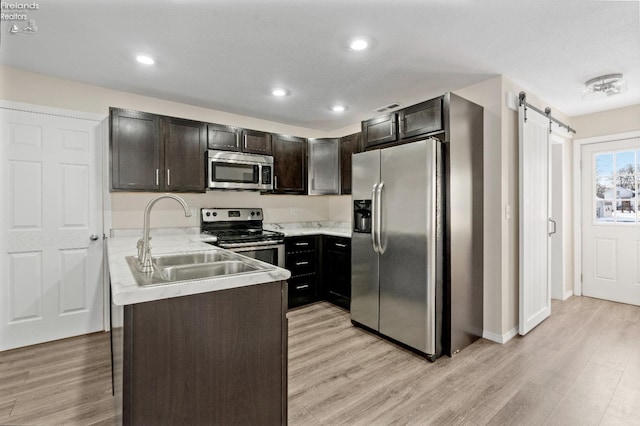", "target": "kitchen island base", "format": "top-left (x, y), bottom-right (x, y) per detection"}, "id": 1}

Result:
top-left (111, 280), bottom-right (287, 426)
